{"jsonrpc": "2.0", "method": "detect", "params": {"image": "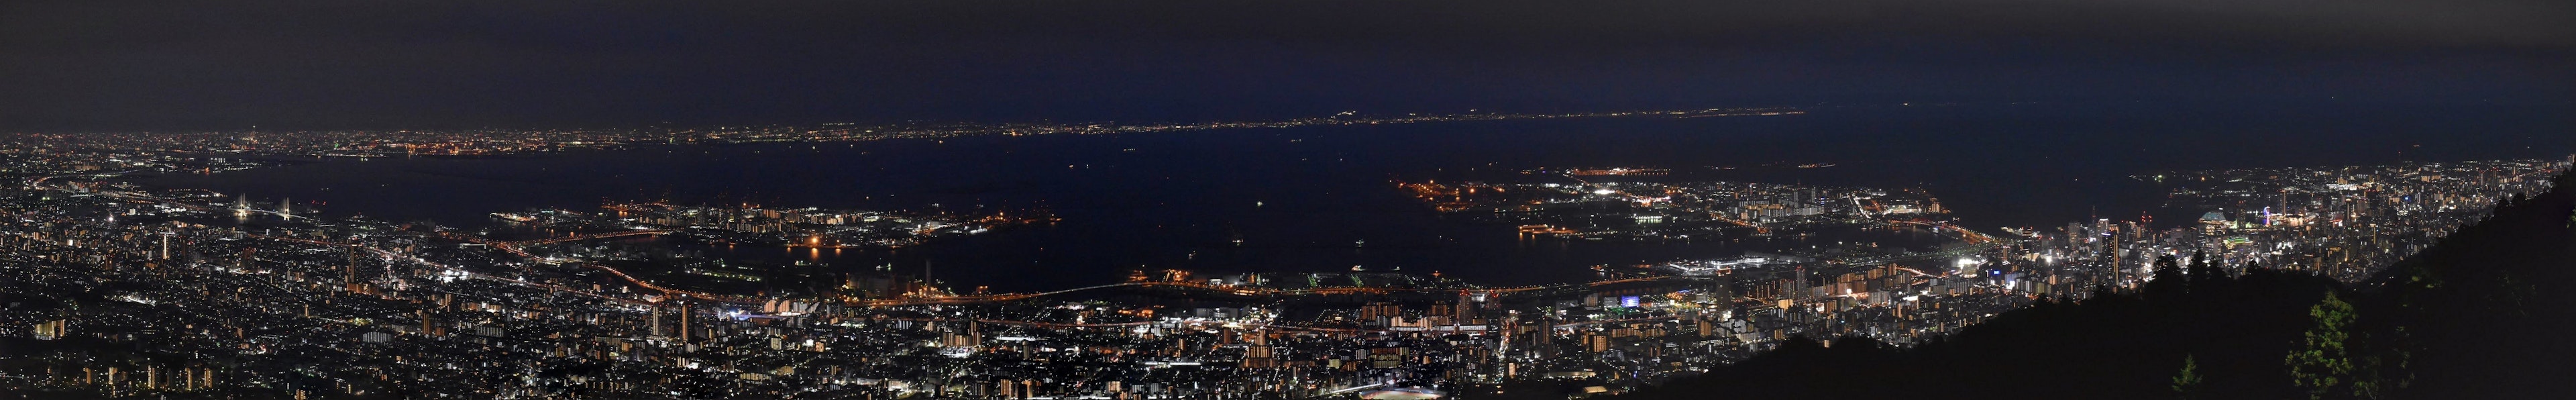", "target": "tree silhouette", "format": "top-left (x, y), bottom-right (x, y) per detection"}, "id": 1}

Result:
top-left (2288, 291), bottom-right (2357, 399)
top-left (2146, 255), bottom-right (2187, 303)
top-left (2349, 332), bottom-right (2411, 400)
top-left (2187, 250), bottom-right (2224, 289)
top-left (2171, 354), bottom-right (2204, 399)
